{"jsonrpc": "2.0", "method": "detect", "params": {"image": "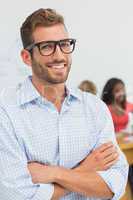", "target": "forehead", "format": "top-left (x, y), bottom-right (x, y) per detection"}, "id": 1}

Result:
top-left (113, 83), bottom-right (125, 92)
top-left (32, 24), bottom-right (69, 42)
